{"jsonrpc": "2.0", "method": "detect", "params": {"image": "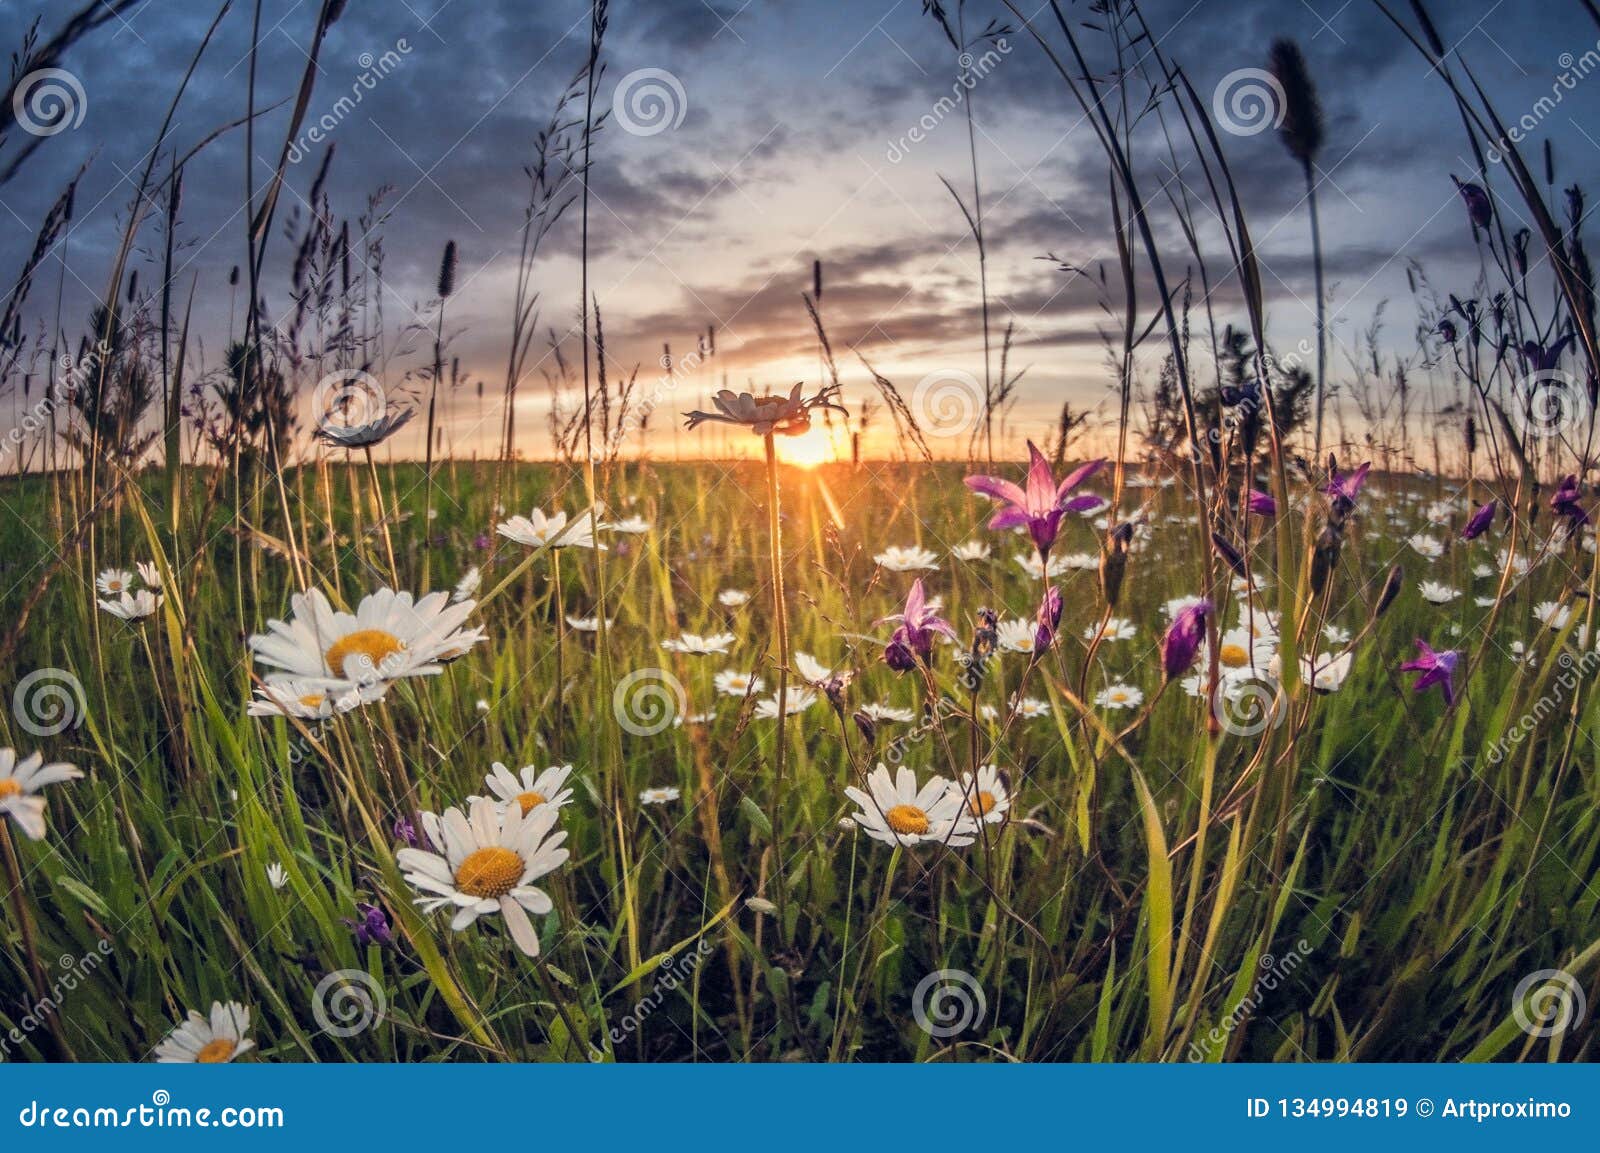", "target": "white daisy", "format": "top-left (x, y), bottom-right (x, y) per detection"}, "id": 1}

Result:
top-left (1535, 601), bottom-right (1572, 630)
top-left (95, 568), bottom-right (135, 595)
top-left (1060, 552), bottom-right (1099, 571)
top-left (1094, 683), bottom-right (1144, 710)
top-left (1473, 595), bottom-right (1497, 608)
top-left (136, 561), bottom-right (163, 589)
top-left (481, 762), bottom-right (575, 816)
top-left (98, 589), bottom-right (162, 620)
top-left (1419, 581), bottom-right (1461, 604)
top-left (1302, 652), bottom-right (1353, 692)
top-left (1083, 617), bottom-right (1136, 643)
top-left (995, 618), bottom-right (1036, 654)
top-left (874, 545), bottom-right (940, 572)
top-left (247, 677), bottom-right (384, 719)
top-left (858, 702), bottom-right (915, 724)
top-left (249, 588), bottom-right (486, 687)
top-left (265, 862), bottom-right (288, 891)
top-left (1407, 534), bottom-right (1445, 561)
top-left (791, 652), bottom-right (834, 685)
top-left (398, 796), bottom-right (569, 958)
top-left (1322, 623), bottom-right (1352, 645)
top-left (1014, 553), bottom-right (1072, 579)
top-left (453, 566), bottom-right (482, 603)
top-left (564, 615), bottom-right (613, 632)
top-left (1012, 696), bottom-right (1051, 720)
top-left (957, 763), bottom-right (1010, 825)
top-left (0, 748), bottom-right (81, 841)
top-left (315, 409), bottom-right (414, 449)
top-left (606, 516), bottom-right (652, 534)
top-left (755, 688), bottom-right (817, 718)
top-left (1471, 563), bottom-right (1495, 580)
top-left (496, 508), bottom-right (605, 550)
top-left (950, 540), bottom-right (991, 561)
top-left (639, 786), bottom-right (681, 805)
top-left (717, 589), bottom-right (751, 607)
top-left (714, 670), bottom-right (764, 697)
top-left (844, 763), bottom-right (978, 848)
top-left (661, 632), bottom-right (735, 656)
top-left (1164, 595), bottom-right (1207, 618)
top-left (153, 1001), bottom-right (254, 1064)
